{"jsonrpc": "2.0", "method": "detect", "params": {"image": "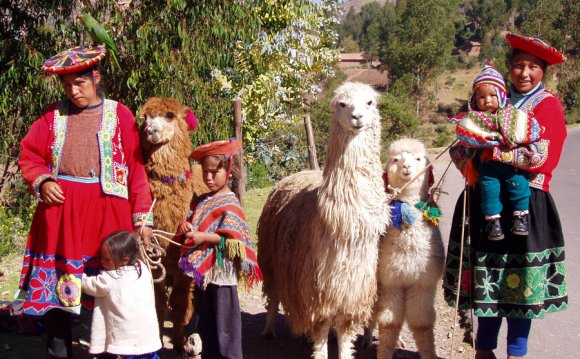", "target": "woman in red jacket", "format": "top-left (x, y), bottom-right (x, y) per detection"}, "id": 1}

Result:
top-left (444, 33), bottom-right (568, 359)
top-left (17, 45), bottom-right (153, 359)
